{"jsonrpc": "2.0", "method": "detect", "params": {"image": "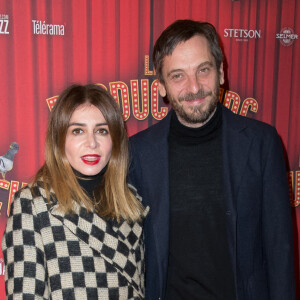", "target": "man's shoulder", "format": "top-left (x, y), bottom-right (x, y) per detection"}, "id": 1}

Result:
top-left (222, 105), bottom-right (277, 136)
top-left (130, 110), bottom-right (172, 143)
